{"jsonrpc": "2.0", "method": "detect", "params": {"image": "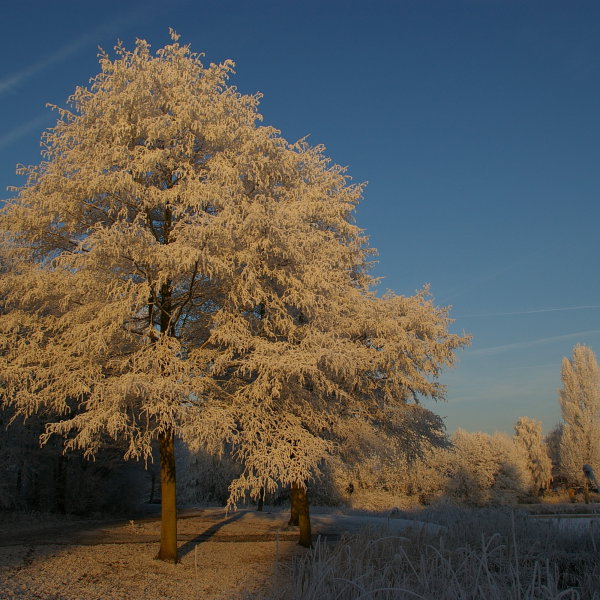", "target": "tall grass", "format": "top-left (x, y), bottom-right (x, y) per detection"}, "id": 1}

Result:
top-left (271, 505), bottom-right (600, 599)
